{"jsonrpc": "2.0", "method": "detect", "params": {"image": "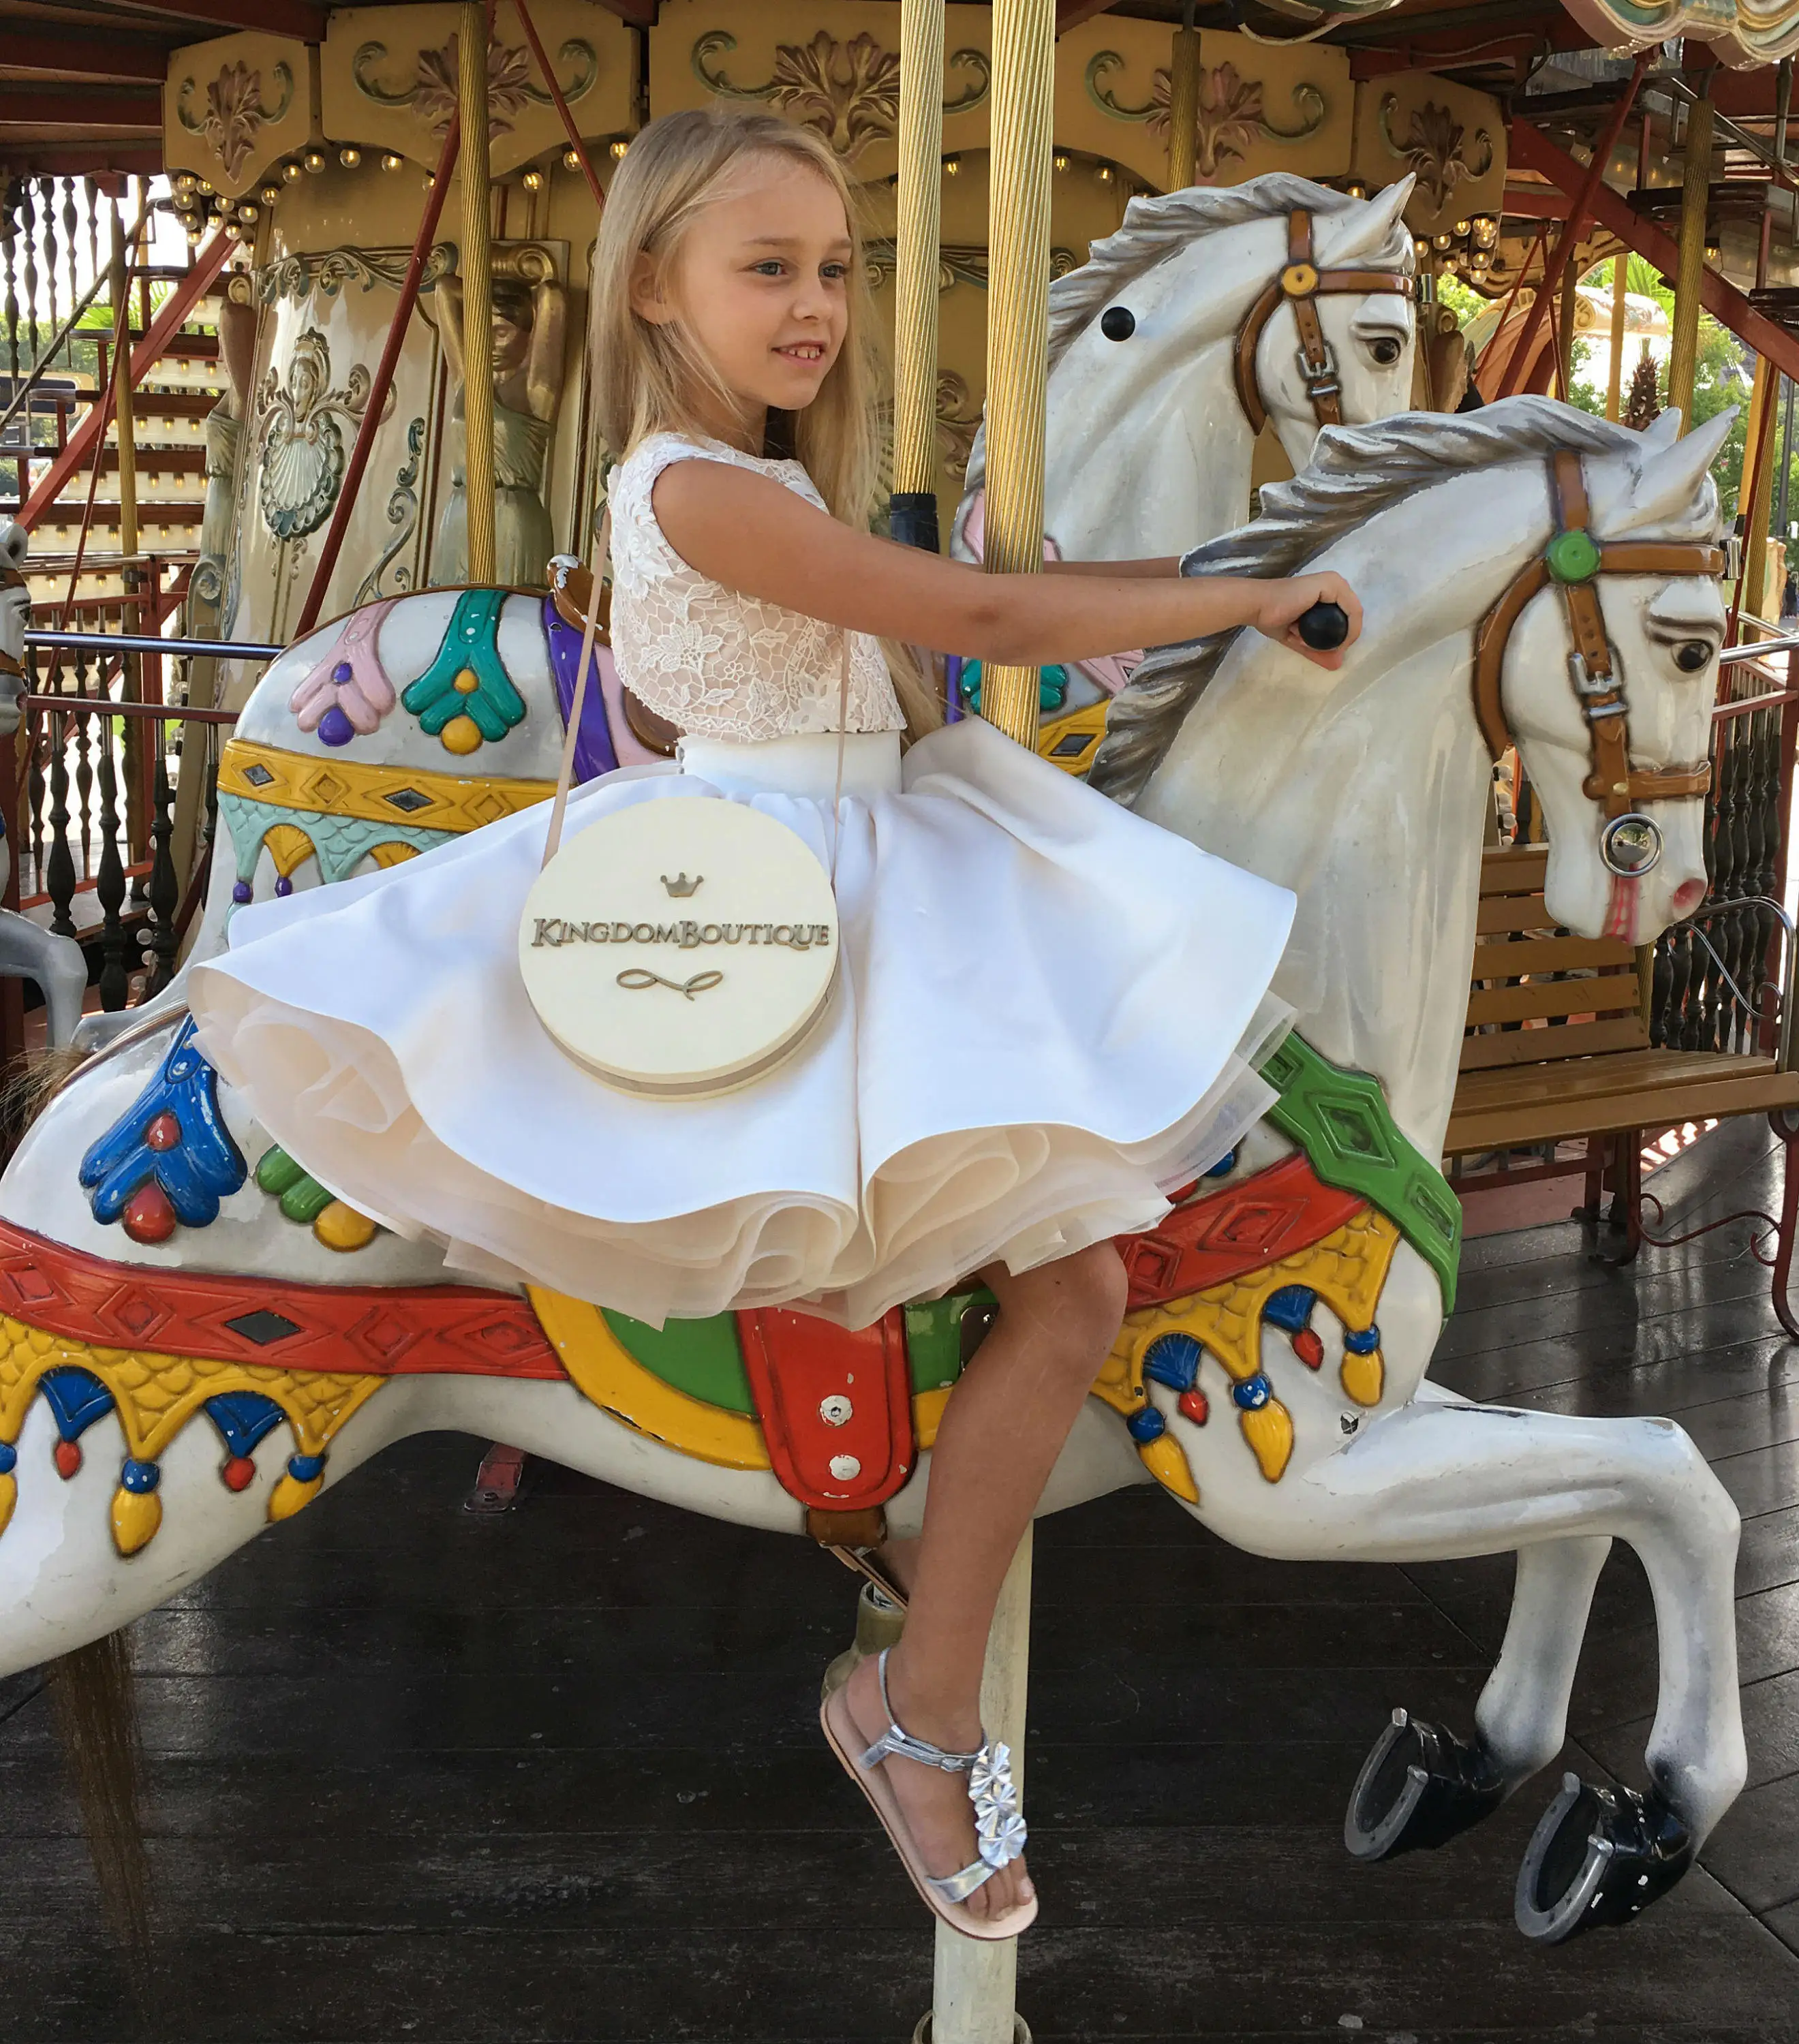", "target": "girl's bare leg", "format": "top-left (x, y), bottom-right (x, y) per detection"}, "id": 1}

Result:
top-left (839, 1241), bottom-right (1127, 1922)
